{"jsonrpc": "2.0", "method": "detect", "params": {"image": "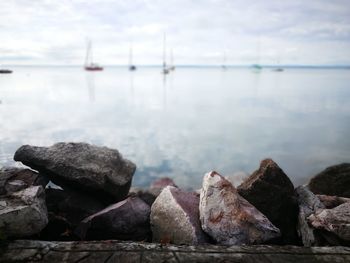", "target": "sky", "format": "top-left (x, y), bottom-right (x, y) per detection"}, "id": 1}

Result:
top-left (1, 0), bottom-right (350, 65)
